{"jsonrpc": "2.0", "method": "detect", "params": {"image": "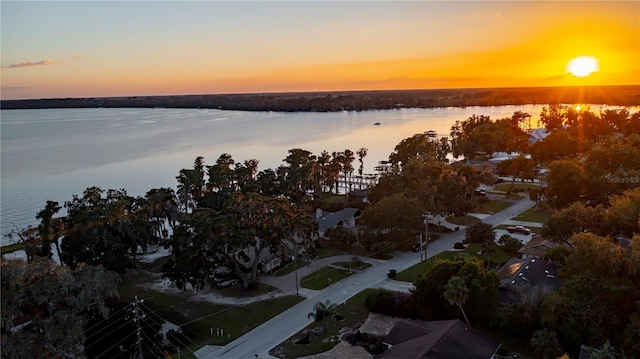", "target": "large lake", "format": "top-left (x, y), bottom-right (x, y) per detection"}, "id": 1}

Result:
top-left (0, 104), bottom-right (622, 243)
